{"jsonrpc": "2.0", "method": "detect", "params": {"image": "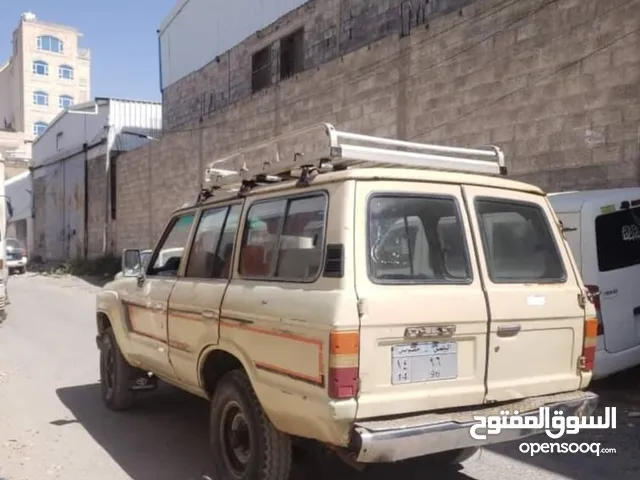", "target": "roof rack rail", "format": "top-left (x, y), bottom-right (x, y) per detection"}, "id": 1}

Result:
top-left (198, 123), bottom-right (506, 202)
